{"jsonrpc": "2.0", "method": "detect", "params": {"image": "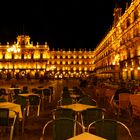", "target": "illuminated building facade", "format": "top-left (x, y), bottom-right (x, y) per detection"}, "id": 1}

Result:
top-left (93, 0), bottom-right (140, 81)
top-left (0, 35), bottom-right (94, 79)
